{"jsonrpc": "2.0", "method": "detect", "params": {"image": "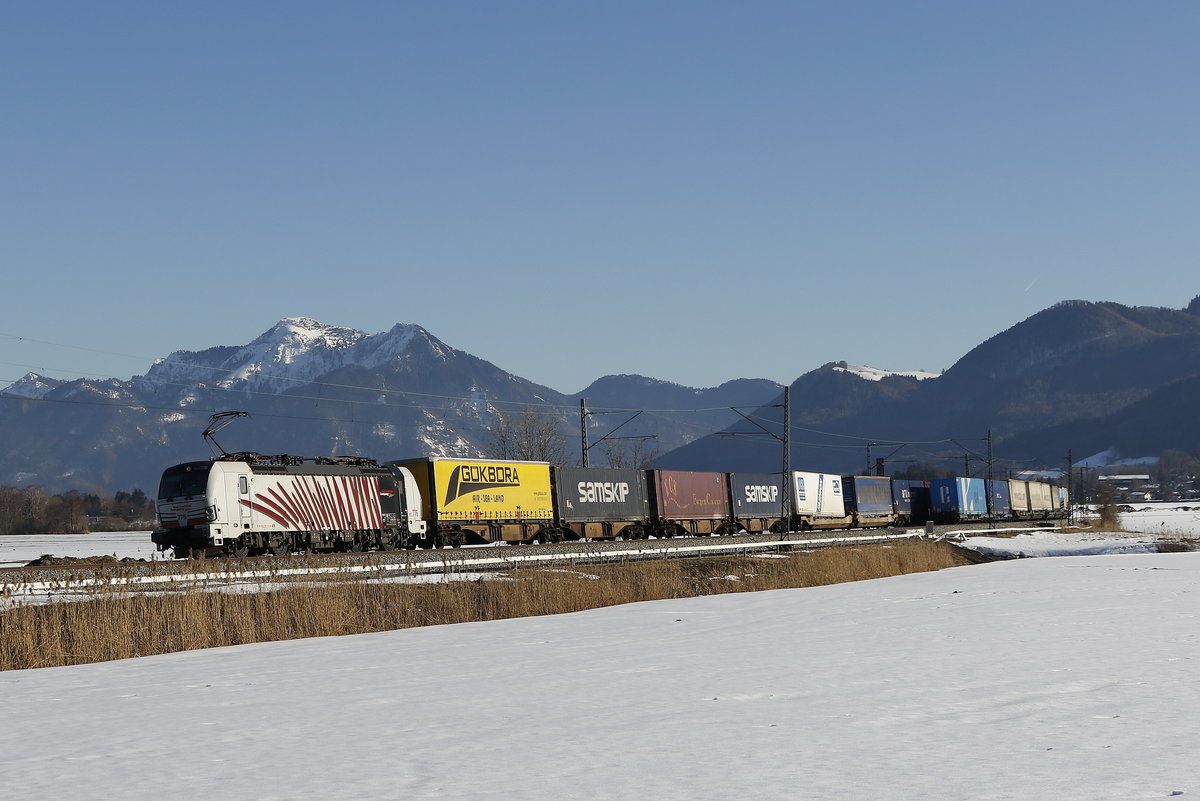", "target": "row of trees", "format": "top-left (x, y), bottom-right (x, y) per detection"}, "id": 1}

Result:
top-left (0, 486), bottom-right (155, 536)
